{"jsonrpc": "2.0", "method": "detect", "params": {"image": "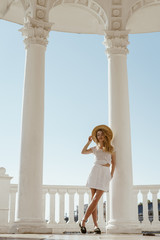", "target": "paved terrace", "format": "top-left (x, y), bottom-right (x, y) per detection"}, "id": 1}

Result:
top-left (0, 233), bottom-right (160, 240)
